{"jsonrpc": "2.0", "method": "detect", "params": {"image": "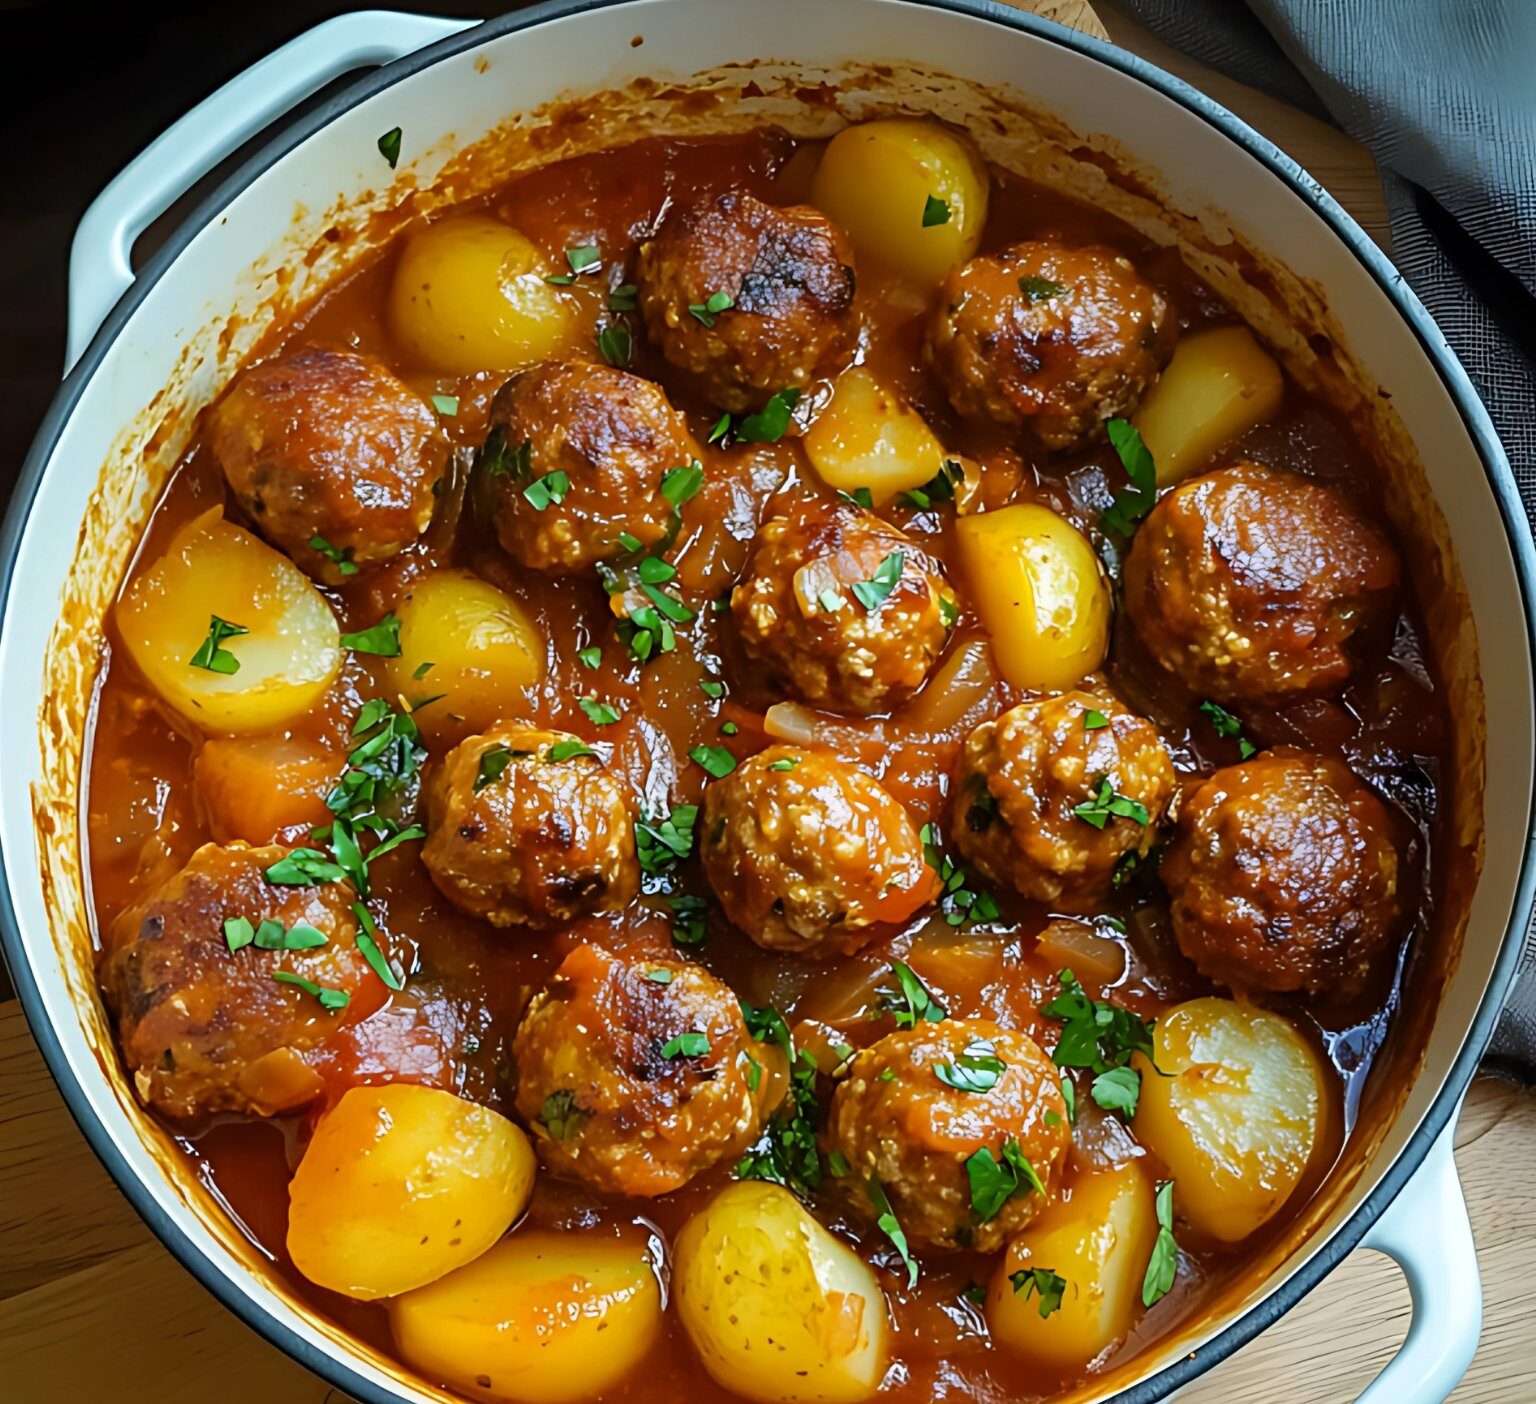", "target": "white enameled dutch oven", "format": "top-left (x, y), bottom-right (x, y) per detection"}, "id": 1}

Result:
top-left (1, 3), bottom-right (1533, 1401)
